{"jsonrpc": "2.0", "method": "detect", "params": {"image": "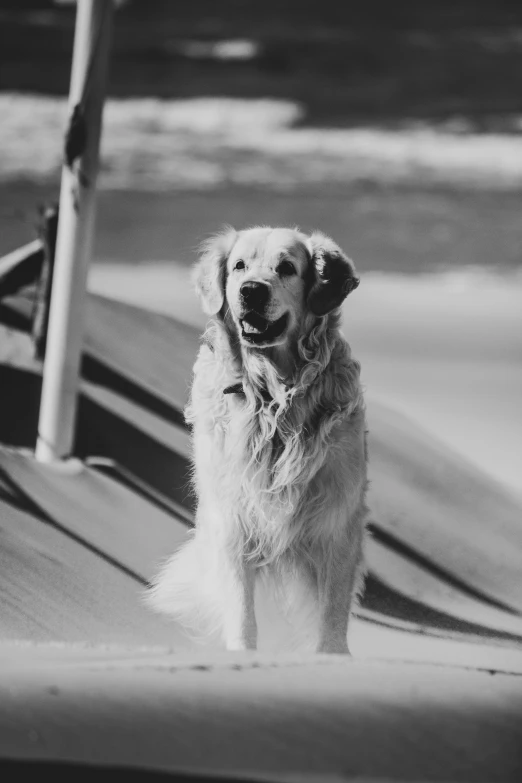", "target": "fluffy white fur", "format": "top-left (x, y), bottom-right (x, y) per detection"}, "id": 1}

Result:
top-left (148, 226), bottom-right (368, 653)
